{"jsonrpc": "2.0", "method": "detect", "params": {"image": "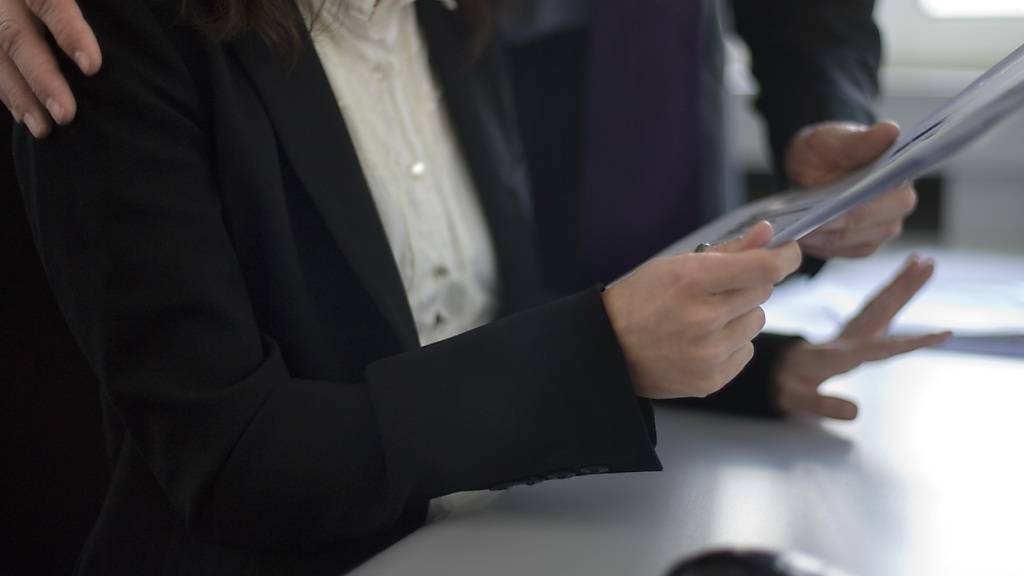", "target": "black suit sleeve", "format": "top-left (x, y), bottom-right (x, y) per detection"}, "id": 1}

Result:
top-left (14, 0), bottom-right (660, 553)
top-left (730, 0), bottom-right (882, 186)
